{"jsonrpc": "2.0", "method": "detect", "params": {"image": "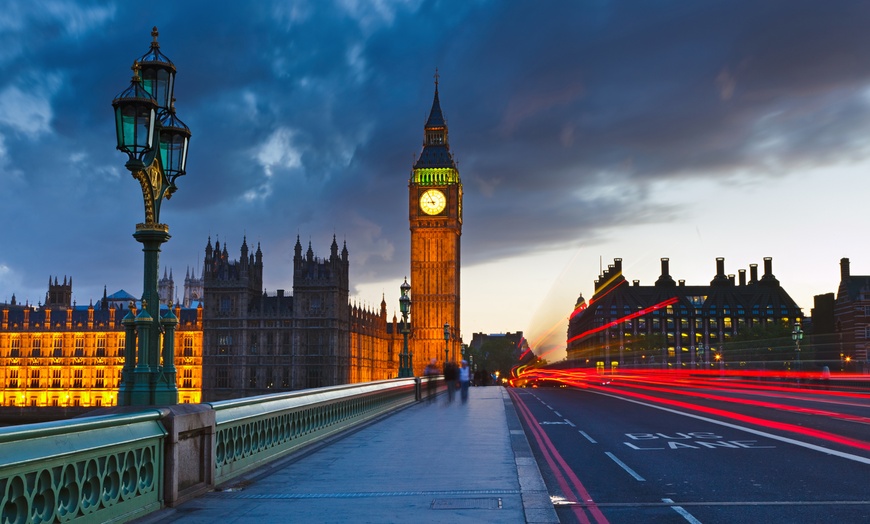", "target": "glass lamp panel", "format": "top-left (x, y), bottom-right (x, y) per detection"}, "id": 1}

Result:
top-left (159, 133), bottom-right (187, 177)
top-left (179, 134), bottom-right (188, 174)
top-left (114, 106), bottom-right (125, 150)
top-left (140, 67), bottom-right (175, 110)
top-left (145, 107), bottom-right (155, 150)
top-left (118, 104), bottom-right (155, 155)
top-left (158, 133), bottom-right (170, 174)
